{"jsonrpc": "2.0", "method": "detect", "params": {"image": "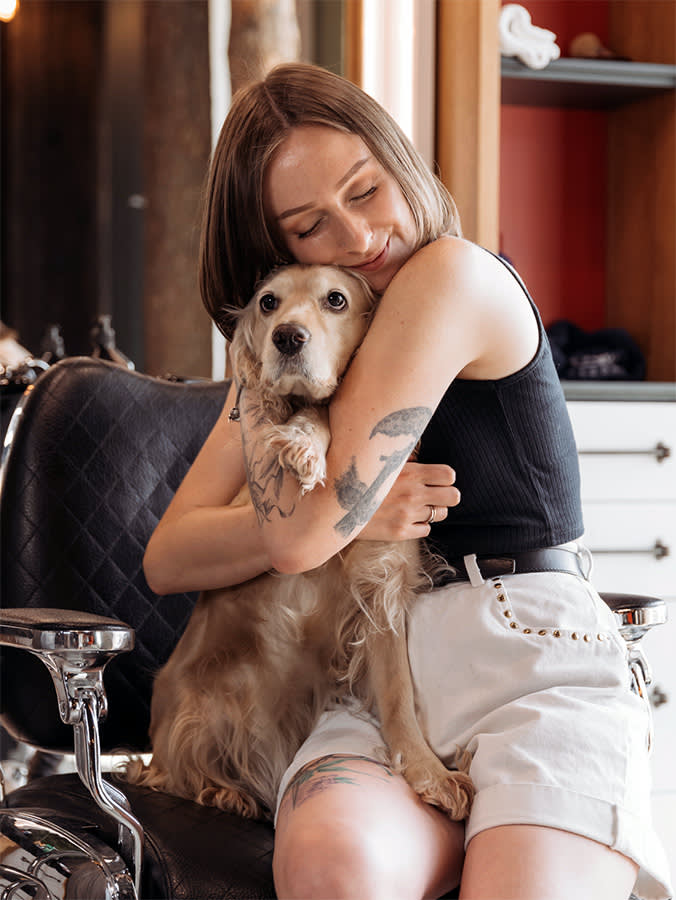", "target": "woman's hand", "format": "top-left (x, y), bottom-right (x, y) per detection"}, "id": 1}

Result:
top-left (356, 462), bottom-right (460, 542)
